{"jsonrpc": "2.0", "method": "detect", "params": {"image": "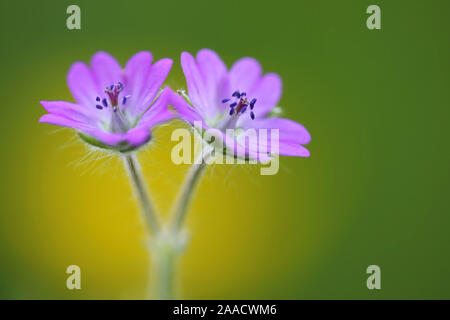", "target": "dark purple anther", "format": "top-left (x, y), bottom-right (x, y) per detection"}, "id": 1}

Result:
top-left (230, 102), bottom-right (237, 108)
top-left (250, 98), bottom-right (256, 109)
top-left (96, 105), bottom-right (103, 110)
top-left (222, 98), bottom-right (230, 103)
top-left (229, 108), bottom-right (235, 115)
top-left (232, 91), bottom-right (240, 98)
top-left (96, 97), bottom-right (101, 102)
top-left (113, 107), bottom-right (118, 112)
top-left (240, 92), bottom-right (246, 97)
top-left (241, 106), bottom-right (247, 113)
top-left (122, 96), bottom-right (127, 105)
top-left (102, 98), bottom-right (108, 107)
top-left (250, 111), bottom-right (255, 120)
